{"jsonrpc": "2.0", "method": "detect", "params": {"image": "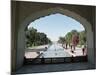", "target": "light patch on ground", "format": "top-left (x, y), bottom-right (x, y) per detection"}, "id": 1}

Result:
top-left (25, 52), bottom-right (38, 58)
